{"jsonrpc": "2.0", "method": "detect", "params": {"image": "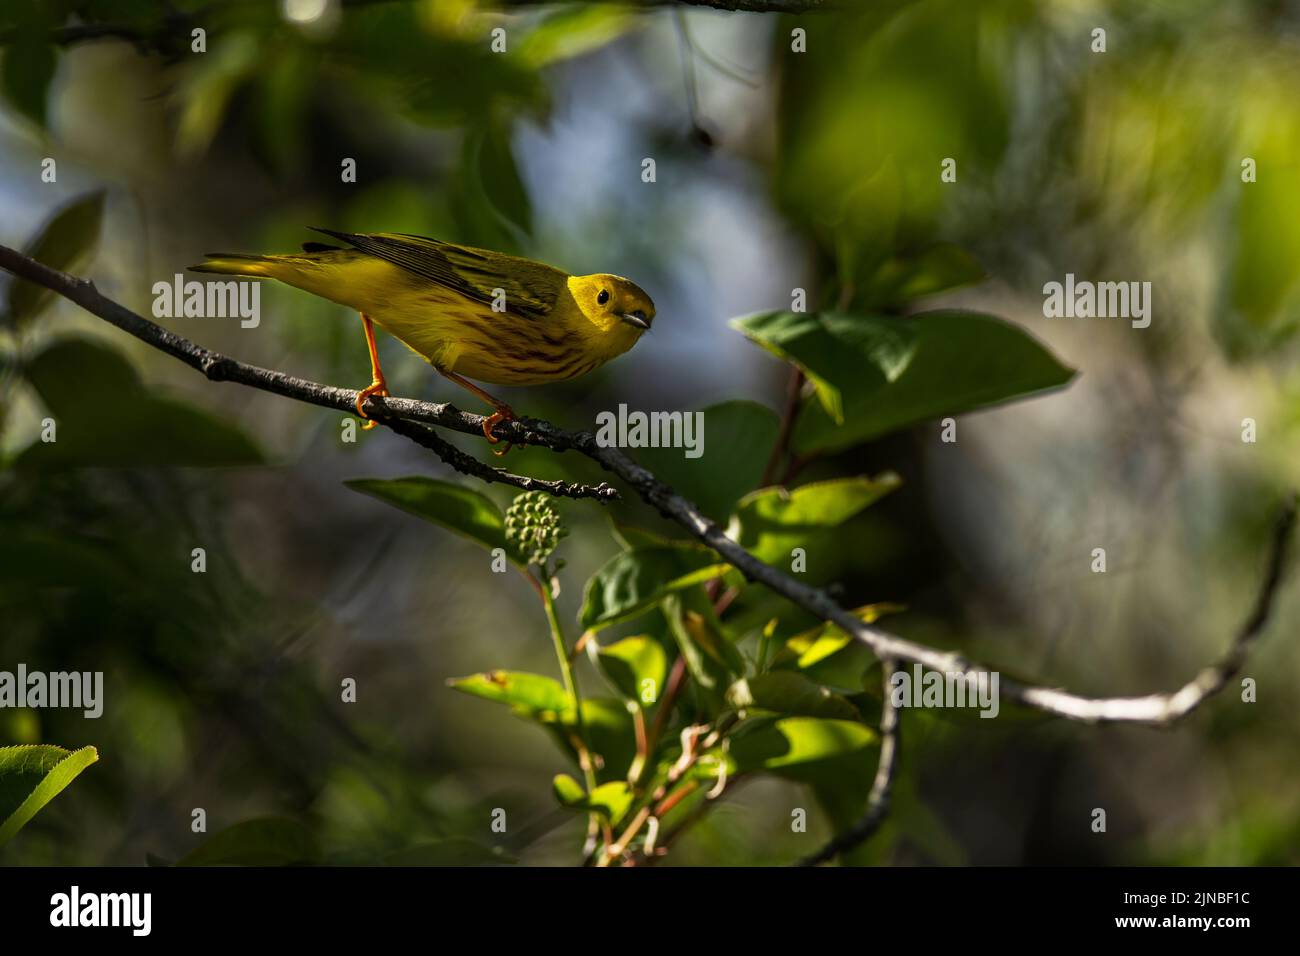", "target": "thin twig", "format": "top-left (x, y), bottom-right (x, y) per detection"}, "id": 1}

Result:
top-left (797, 659), bottom-right (902, 866)
top-left (382, 416), bottom-right (618, 501)
top-left (599, 718), bottom-right (732, 866)
top-left (1, 243), bottom-right (1294, 729)
top-left (760, 366), bottom-right (805, 487)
